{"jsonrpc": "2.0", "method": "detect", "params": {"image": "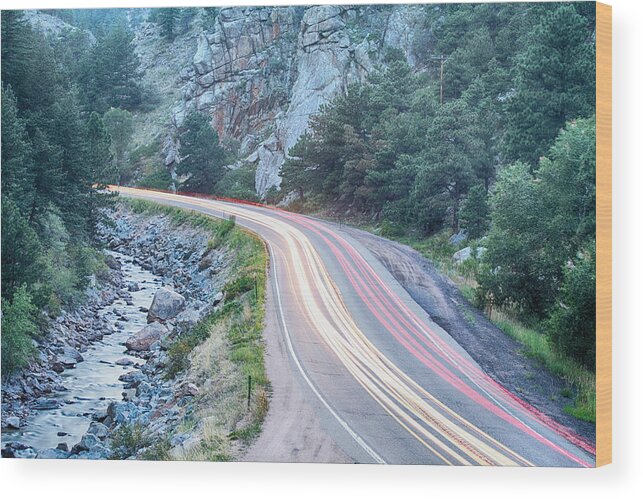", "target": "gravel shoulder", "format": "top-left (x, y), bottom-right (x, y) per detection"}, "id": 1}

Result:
top-left (341, 225), bottom-right (596, 445)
